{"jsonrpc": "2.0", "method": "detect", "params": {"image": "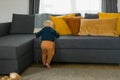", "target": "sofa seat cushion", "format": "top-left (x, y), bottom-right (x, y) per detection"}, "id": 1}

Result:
top-left (34, 35), bottom-right (120, 49)
top-left (0, 34), bottom-right (35, 59)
